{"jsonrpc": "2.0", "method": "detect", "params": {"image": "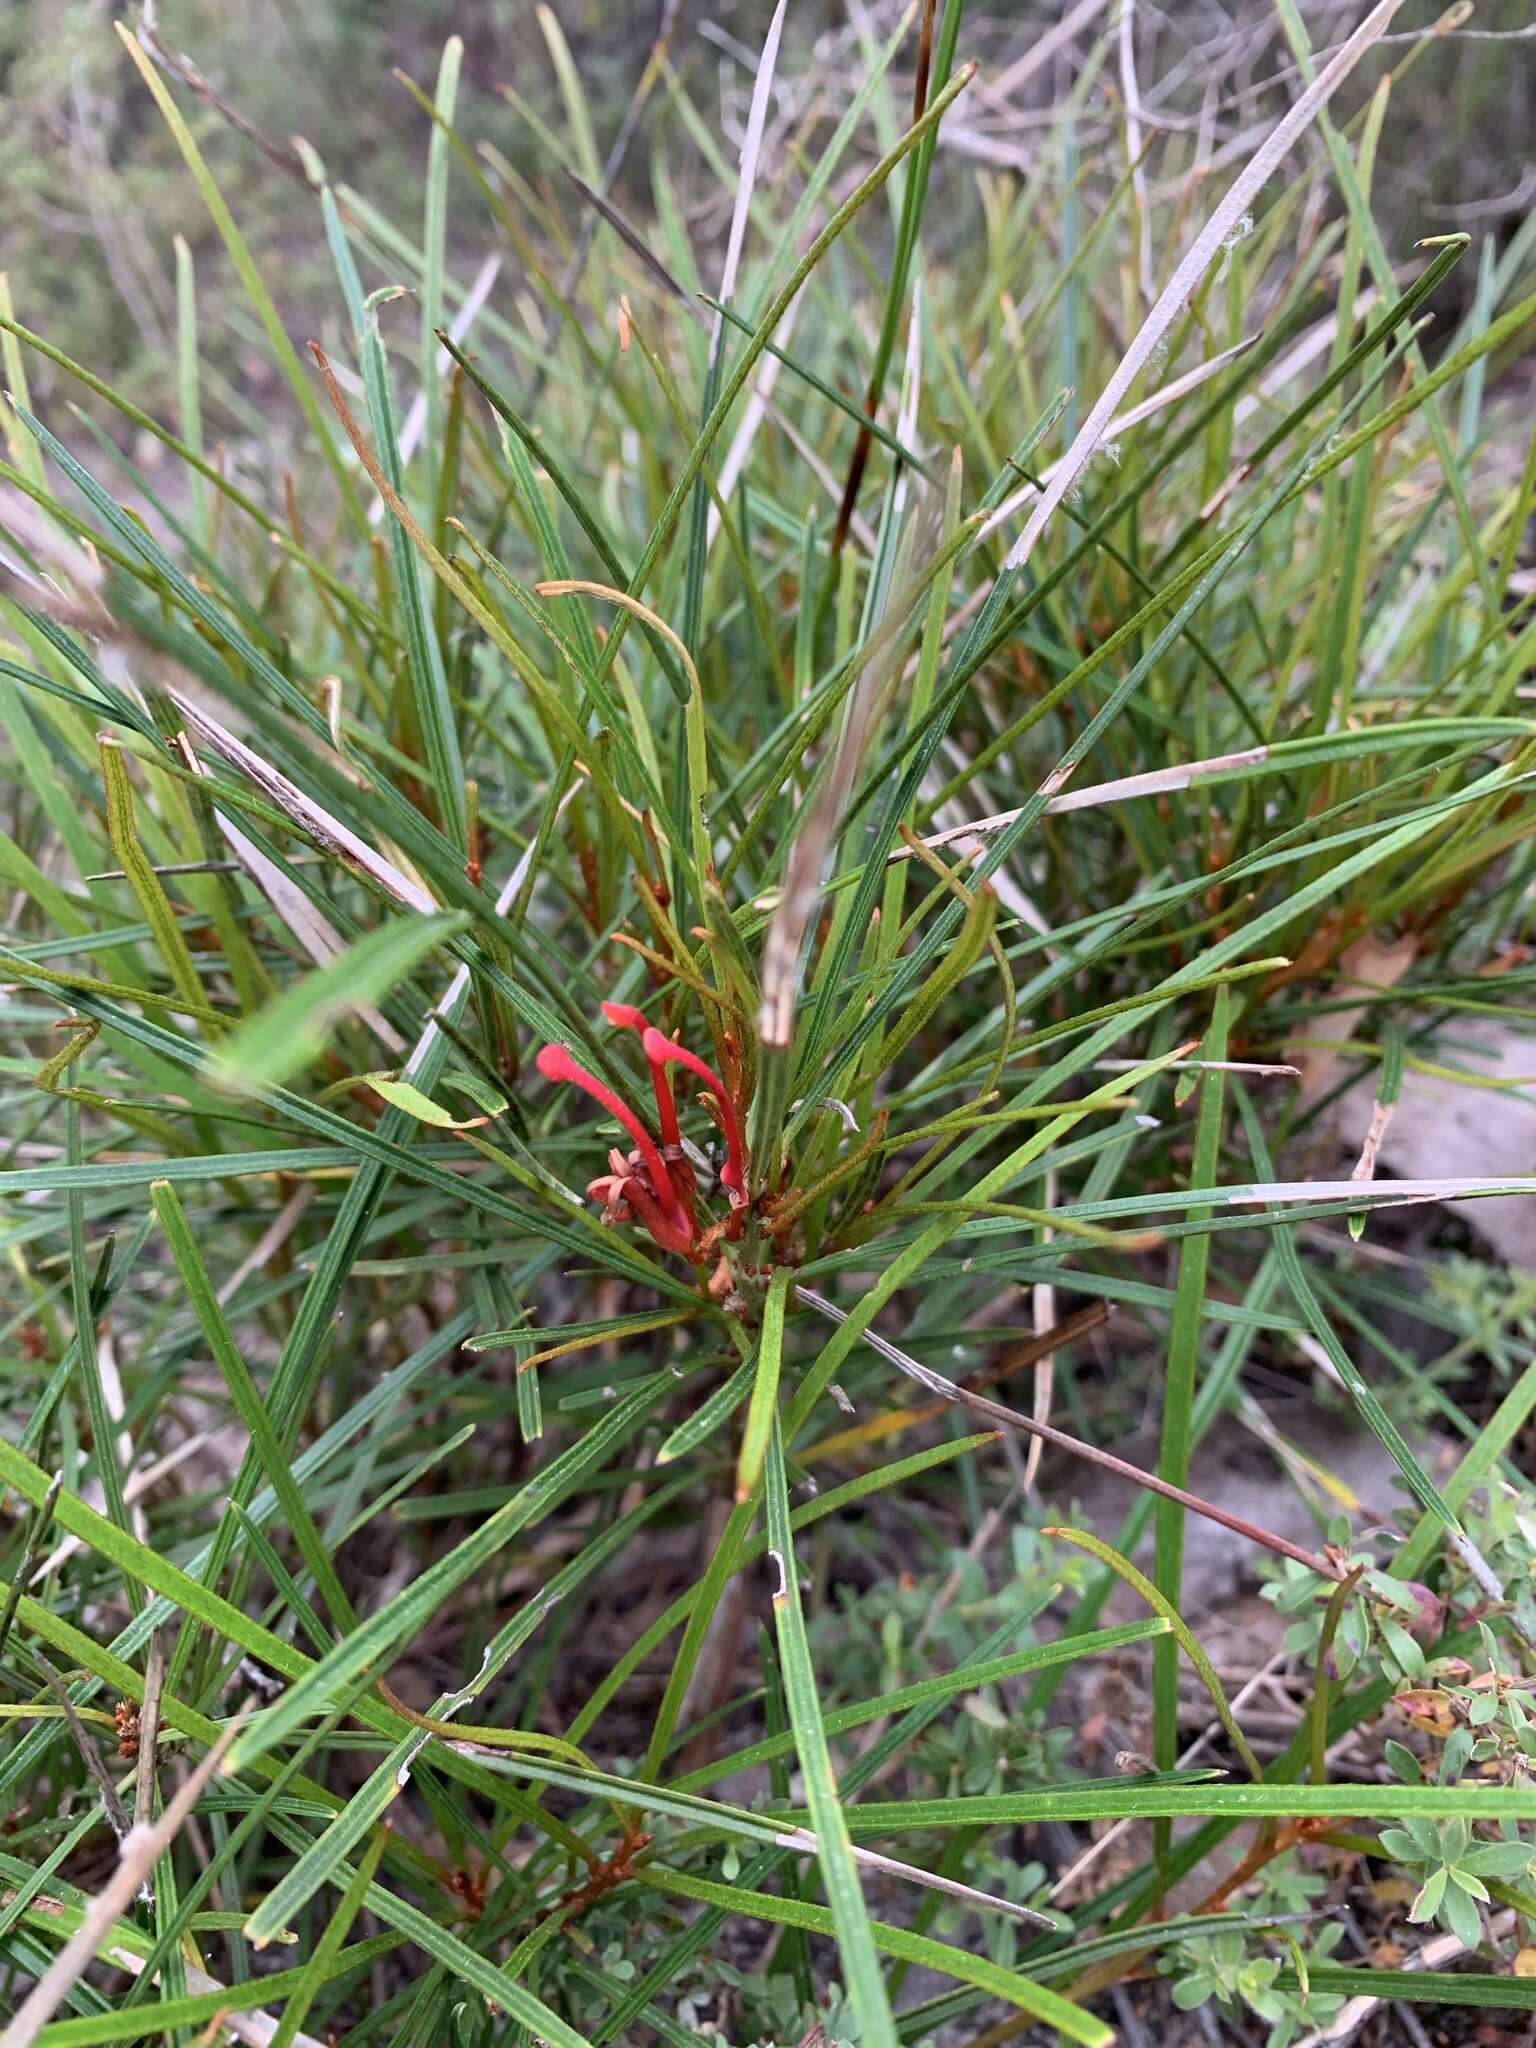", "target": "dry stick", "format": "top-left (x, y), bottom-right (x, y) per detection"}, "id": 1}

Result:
top-left (793, 1287), bottom-right (1340, 1578)
top-left (1048, 1646), bottom-right (1291, 1904)
top-left (134, 1630), bottom-right (167, 1832)
top-left (1292, 1910), bottom-right (1517, 2048)
top-left (1000, 0), bottom-right (1408, 580)
top-left (0, 1709), bottom-right (246, 2048)
top-left (216, 1183), bottom-right (316, 1307)
top-left (96, 1950), bottom-right (326, 2048)
top-left (32, 1649), bottom-right (132, 1846)
top-left (804, 1300), bottom-right (1114, 1460)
